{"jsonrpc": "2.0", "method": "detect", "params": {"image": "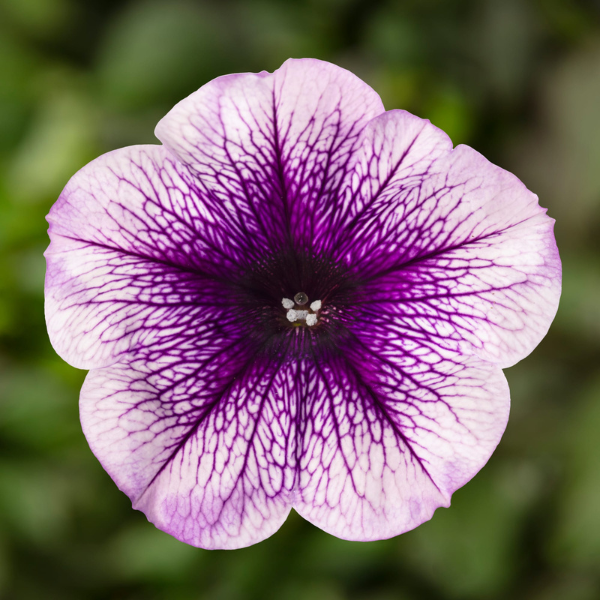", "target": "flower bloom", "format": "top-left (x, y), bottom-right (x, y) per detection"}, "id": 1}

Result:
top-left (45, 59), bottom-right (561, 549)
